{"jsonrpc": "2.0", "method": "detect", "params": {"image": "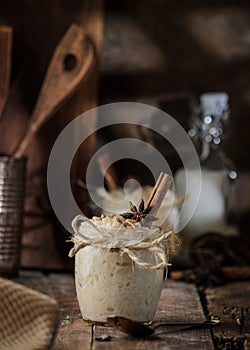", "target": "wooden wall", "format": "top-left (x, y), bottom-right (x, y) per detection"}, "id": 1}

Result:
top-left (98, 0), bottom-right (250, 242)
top-left (100, 0), bottom-right (250, 170)
top-left (1, 0), bottom-right (249, 271)
top-left (0, 0), bottom-right (103, 270)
